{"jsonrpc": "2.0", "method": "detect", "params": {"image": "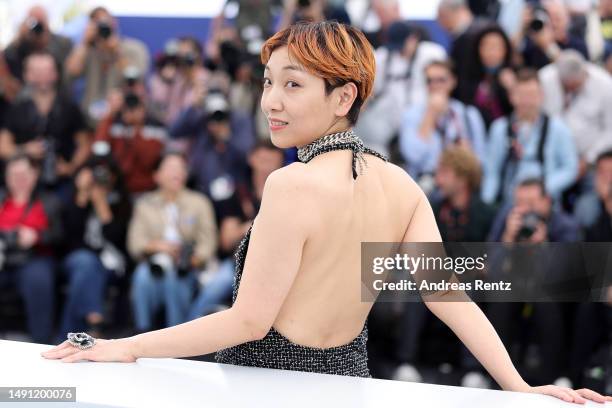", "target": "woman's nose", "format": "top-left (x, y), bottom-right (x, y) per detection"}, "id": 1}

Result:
top-left (261, 86), bottom-right (283, 114)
